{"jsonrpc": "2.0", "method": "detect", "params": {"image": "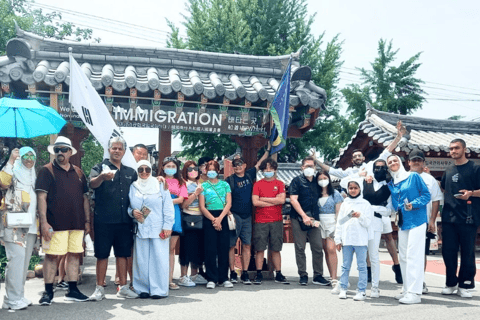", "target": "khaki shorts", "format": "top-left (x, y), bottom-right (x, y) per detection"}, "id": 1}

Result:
top-left (42, 230), bottom-right (84, 255)
top-left (253, 221), bottom-right (283, 252)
